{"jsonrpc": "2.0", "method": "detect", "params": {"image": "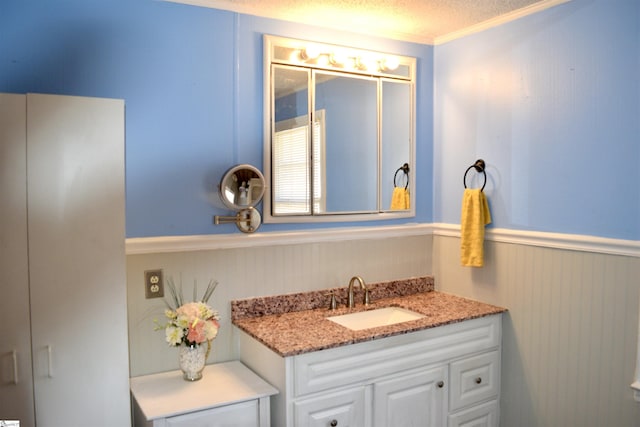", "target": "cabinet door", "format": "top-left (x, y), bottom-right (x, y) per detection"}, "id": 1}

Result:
top-left (0, 94), bottom-right (35, 426)
top-left (165, 400), bottom-right (259, 427)
top-left (26, 94), bottom-right (130, 426)
top-left (294, 385), bottom-right (368, 427)
top-left (374, 365), bottom-right (447, 427)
